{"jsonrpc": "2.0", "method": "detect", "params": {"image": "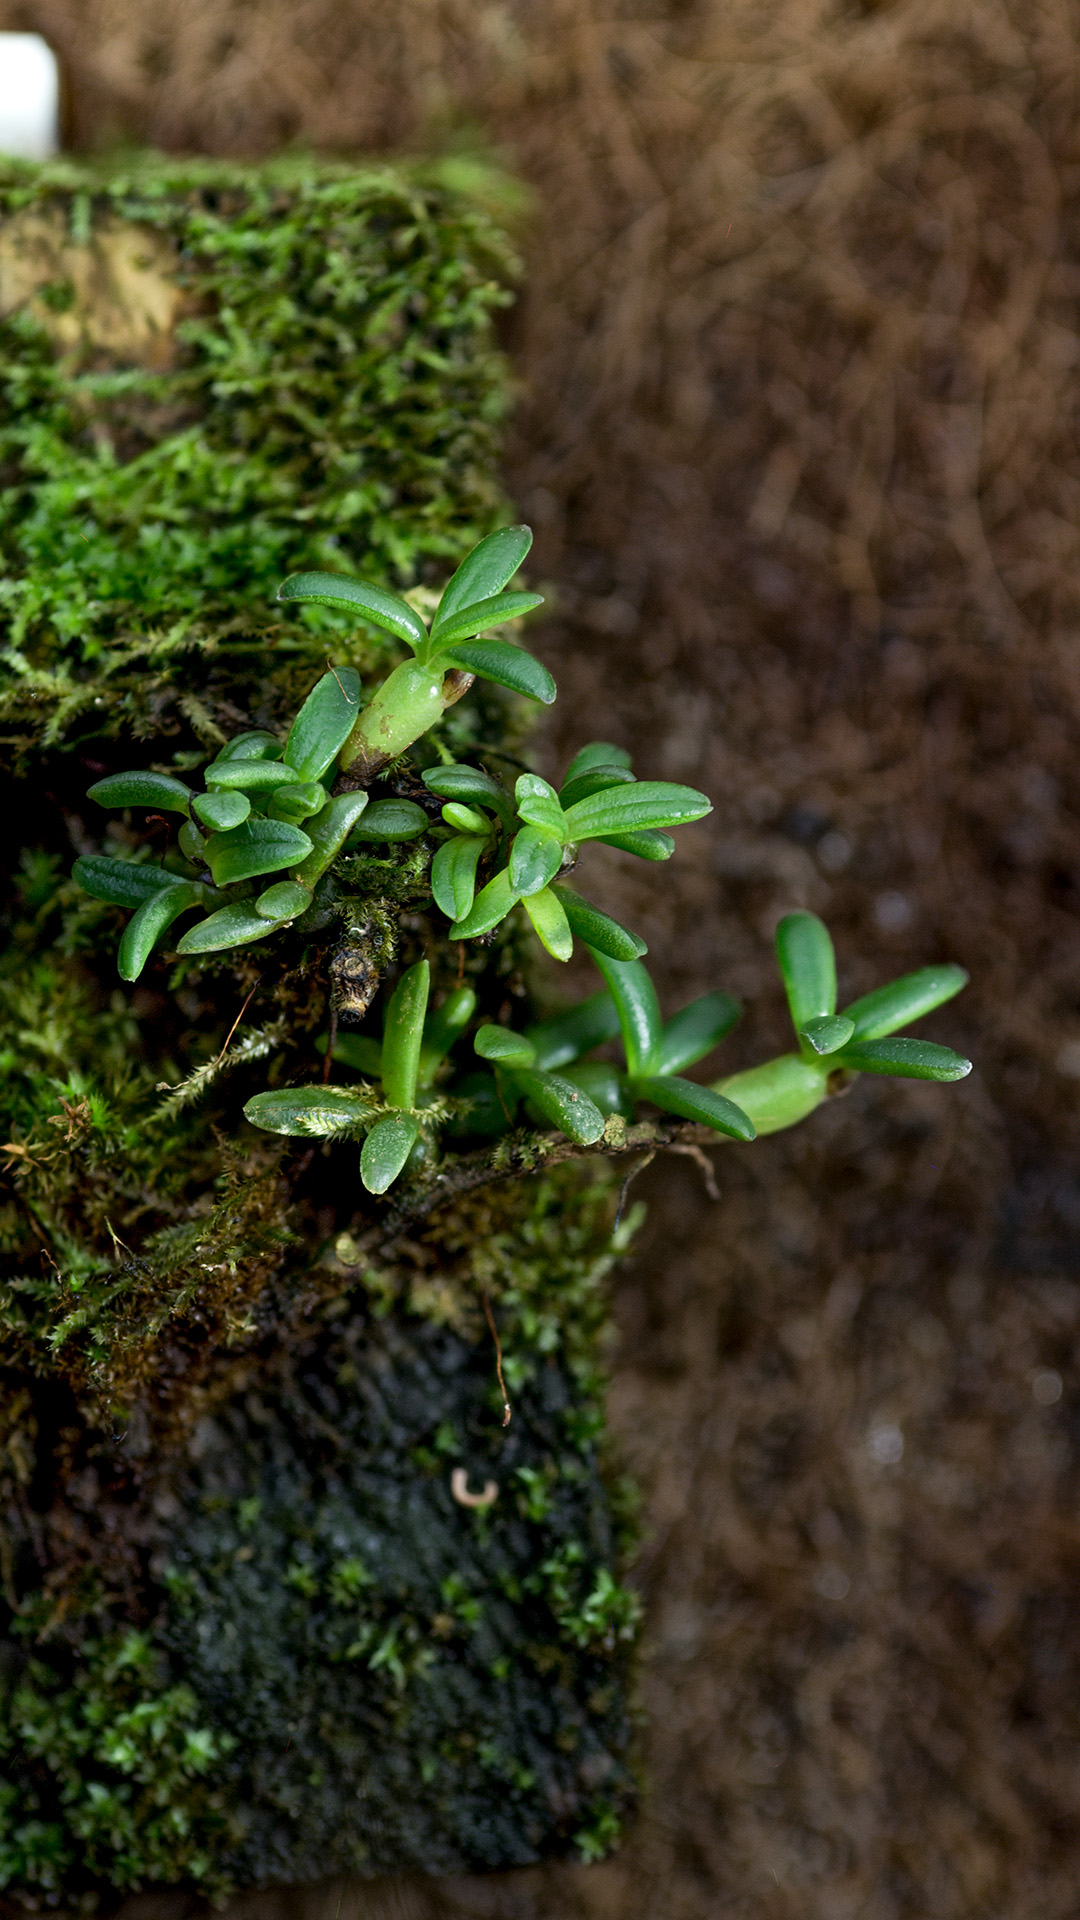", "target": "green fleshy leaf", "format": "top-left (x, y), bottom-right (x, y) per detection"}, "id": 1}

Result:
top-left (174, 903), bottom-right (283, 956)
top-left (381, 960), bottom-right (430, 1110)
top-left (595, 829), bottom-right (675, 861)
top-left (430, 590), bottom-right (544, 647)
top-left (563, 780), bottom-right (711, 841)
top-left (255, 881), bottom-right (312, 921)
top-left (558, 764), bottom-right (636, 811)
top-left (418, 987), bottom-right (477, 1086)
top-left (178, 820), bottom-right (206, 863)
top-left (526, 990), bottom-right (620, 1071)
top-left (586, 951), bottom-right (663, 1078)
top-left (244, 1085), bottom-right (377, 1137)
top-left (523, 886), bottom-right (573, 961)
top-left (842, 964), bottom-right (970, 1040)
top-left (73, 855), bottom-right (197, 911)
top-left (440, 639), bottom-right (555, 705)
top-left (511, 1068), bottom-right (605, 1145)
top-left (431, 834), bottom-right (485, 922)
top-left (118, 884), bottom-right (204, 982)
top-left (441, 801), bottom-right (490, 836)
top-left (656, 992), bottom-right (741, 1074)
top-left (267, 781), bottom-right (327, 825)
top-left (346, 798), bottom-right (429, 842)
top-left (192, 789), bottom-right (251, 832)
top-left (634, 1074), bottom-right (755, 1142)
top-left (204, 759), bottom-right (307, 793)
top-left (514, 774), bottom-right (567, 837)
top-left (450, 866), bottom-right (518, 940)
top-left (714, 1053), bottom-right (828, 1137)
top-left (210, 731), bottom-right (283, 765)
top-left (361, 1113), bottom-right (421, 1194)
top-left (552, 887), bottom-right (646, 962)
top-left (562, 742), bottom-right (632, 783)
top-left (509, 825), bottom-right (563, 897)
top-left (316, 1032), bottom-right (384, 1076)
top-left (277, 570), bottom-right (427, 650)
top-left (205, 818), bottom-right (313, 887)
top-left (87, 771), bottom-right (192, 815)
top-left (284, 667), bottom-right (362, 780)
top-left (423, 763), bottom-right (512, 826)
top-left (561, 1061), bottom-right (634, 1118)
top-left (836, 1037), bottom-right (972, 1082)
top-left (475, 1024), bottom-right (536, 1067)
top-left (431, 525), bottom-right (533, 630)
top-left (775, 912), bottom-right (837, 1029)
top-left (799, 1014), bottom-right (856, 1056)
top-left (292, 791), bottom-right (370, 886)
